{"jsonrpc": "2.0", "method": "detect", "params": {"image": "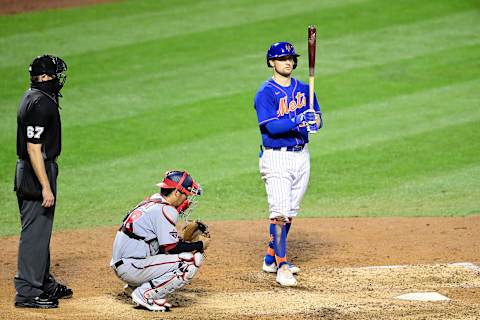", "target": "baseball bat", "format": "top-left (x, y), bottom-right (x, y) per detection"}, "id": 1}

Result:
top-left (308, 25), bottom-right (316, 111)
top-left (307, 25), bottom-right (318, 132)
